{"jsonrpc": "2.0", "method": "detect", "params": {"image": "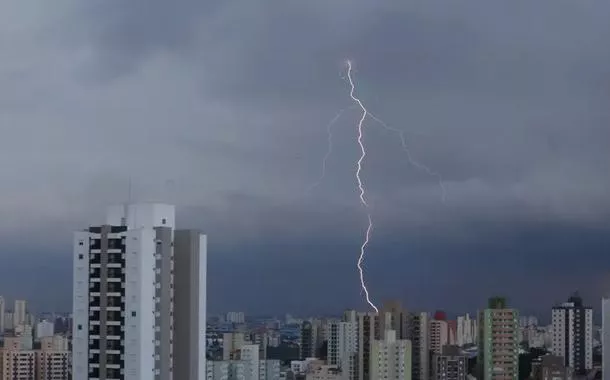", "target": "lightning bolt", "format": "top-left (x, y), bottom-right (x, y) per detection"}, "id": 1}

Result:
top-left (306, 106), bottom-right (355, 195)
top-left (346, 60), bottom-right (379, 313)
top-left (367, 112), bottom-right (447, 202)
top-left (344, 60), bottom-right (445, 313)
